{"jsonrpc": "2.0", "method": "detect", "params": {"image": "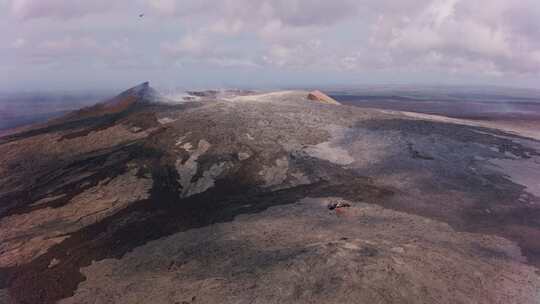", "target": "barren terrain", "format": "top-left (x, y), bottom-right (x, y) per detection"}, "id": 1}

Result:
top-left (1, 84), bottom-right (539, 303)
